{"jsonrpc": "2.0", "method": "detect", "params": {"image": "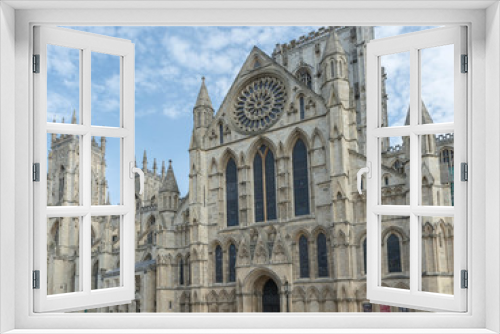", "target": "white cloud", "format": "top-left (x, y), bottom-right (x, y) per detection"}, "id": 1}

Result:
top-left (163, 103), bottom-right (192, 119)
